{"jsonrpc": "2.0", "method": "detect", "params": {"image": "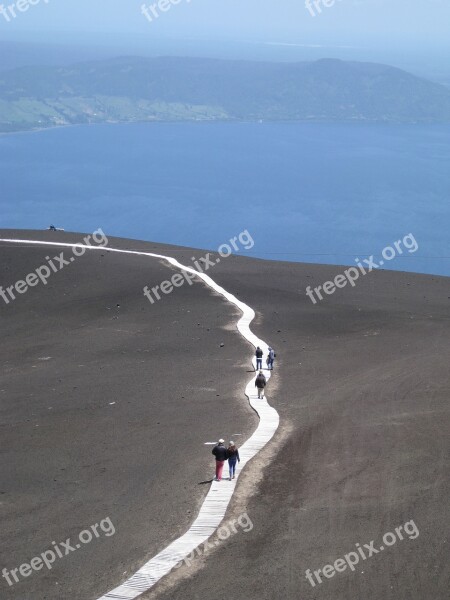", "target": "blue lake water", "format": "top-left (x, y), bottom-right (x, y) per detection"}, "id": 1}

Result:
top-left (0, 122), bottom-right (449, 276)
